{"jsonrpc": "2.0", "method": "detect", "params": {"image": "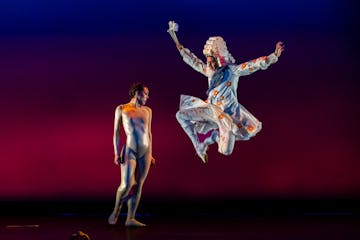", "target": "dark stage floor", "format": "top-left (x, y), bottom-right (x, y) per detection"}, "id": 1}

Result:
top-left (1, 199), bottom-right (359, 240)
